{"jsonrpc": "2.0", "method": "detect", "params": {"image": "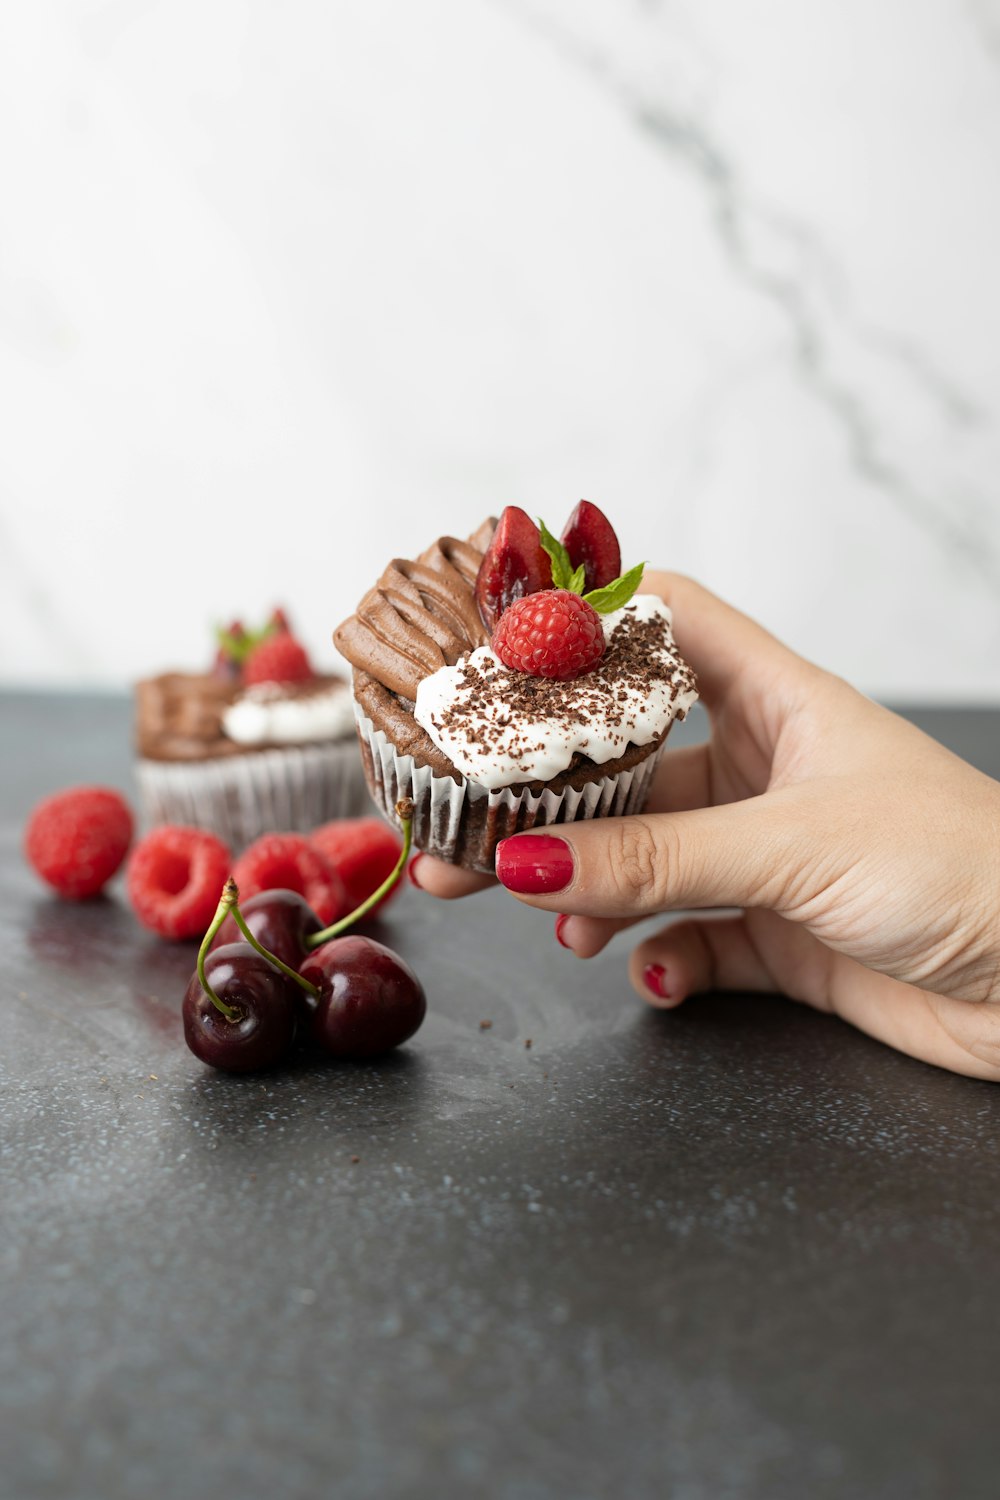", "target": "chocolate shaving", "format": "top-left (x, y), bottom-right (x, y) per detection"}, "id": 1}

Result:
top-left (430, 609), bottom-right (696, 767)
